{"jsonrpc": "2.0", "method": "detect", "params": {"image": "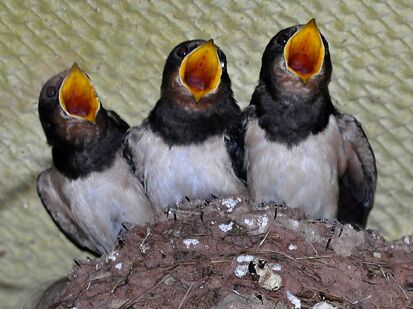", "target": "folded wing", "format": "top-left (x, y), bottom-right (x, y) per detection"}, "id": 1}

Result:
top-left (336, 113), bottom-right (377, 228)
